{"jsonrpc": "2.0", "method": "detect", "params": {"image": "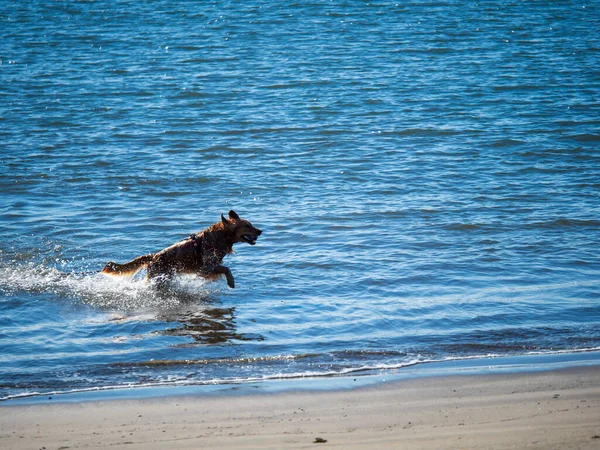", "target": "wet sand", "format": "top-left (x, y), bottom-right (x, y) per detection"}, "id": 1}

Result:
top-left (1, 367), bottom-right (599, 449)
